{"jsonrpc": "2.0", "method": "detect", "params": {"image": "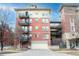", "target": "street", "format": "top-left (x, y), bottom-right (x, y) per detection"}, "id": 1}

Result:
top-left (1, 49), bottom-right (72, 56)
